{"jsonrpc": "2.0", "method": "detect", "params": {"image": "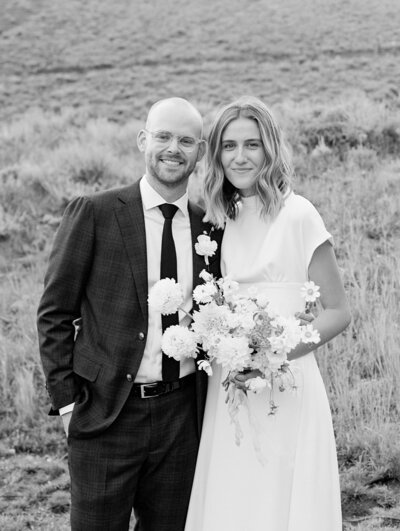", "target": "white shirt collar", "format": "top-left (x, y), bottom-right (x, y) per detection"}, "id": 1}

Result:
top-left (140, 175), bottom-right (189, 217)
